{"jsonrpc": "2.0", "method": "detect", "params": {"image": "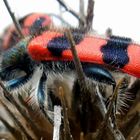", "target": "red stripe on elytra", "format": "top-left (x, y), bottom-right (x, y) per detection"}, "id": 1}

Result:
top-left (27, 31), bottom-right (140, 78)
top-left (28, 31), bottom-right (106, 63)
top-left (62, 36), bottom-right (106, 64)
top-left (123, 44), bottom-right (140, 77)
top-left (28, 31), bottom-right (63, 60)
